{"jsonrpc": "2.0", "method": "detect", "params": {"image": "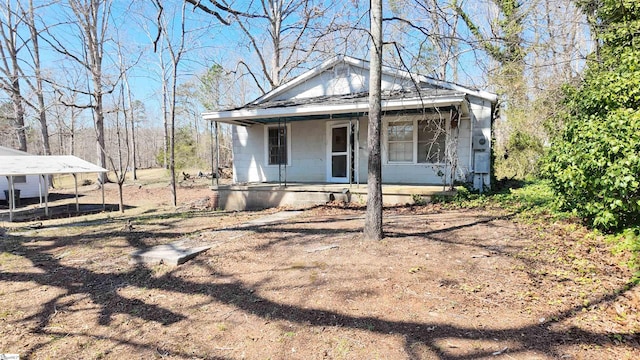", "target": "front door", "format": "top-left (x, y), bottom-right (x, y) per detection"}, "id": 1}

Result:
top-left (327, 123), bottom-right (351, 183)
